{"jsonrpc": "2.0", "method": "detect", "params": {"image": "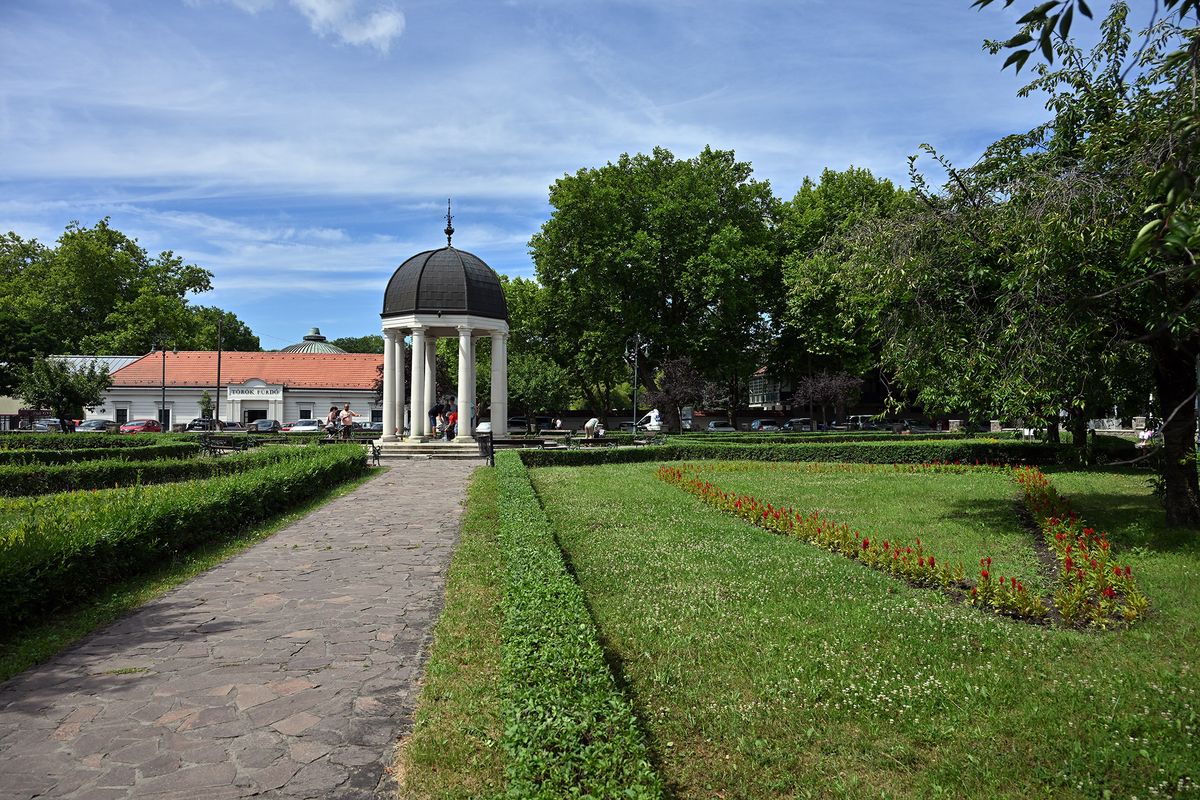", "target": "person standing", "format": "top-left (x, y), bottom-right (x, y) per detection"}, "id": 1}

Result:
top-left (339, 403), bottom-right (354, 440)
top-left (446, 407), bottom-right (458, 441)
top-left (325, 405), bottom-right (339, 436)
top-left (584, 417), bottom-right (599, 438)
